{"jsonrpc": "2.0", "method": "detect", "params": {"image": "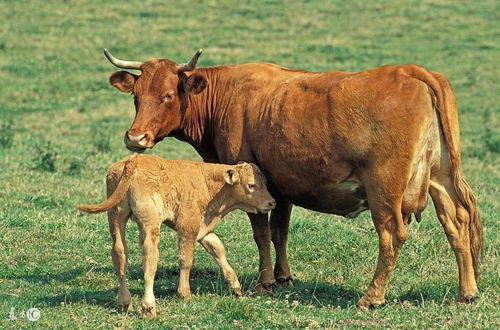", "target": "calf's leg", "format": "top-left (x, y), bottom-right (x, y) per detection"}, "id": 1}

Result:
top-left (177, 233), bottom-right (197, 300)
top-left (108, 204), bottom-right (131, 312)
top-left (199, 232), bottom-right (242, 296)
top-left (138, 222), bottom-right (161, 319)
